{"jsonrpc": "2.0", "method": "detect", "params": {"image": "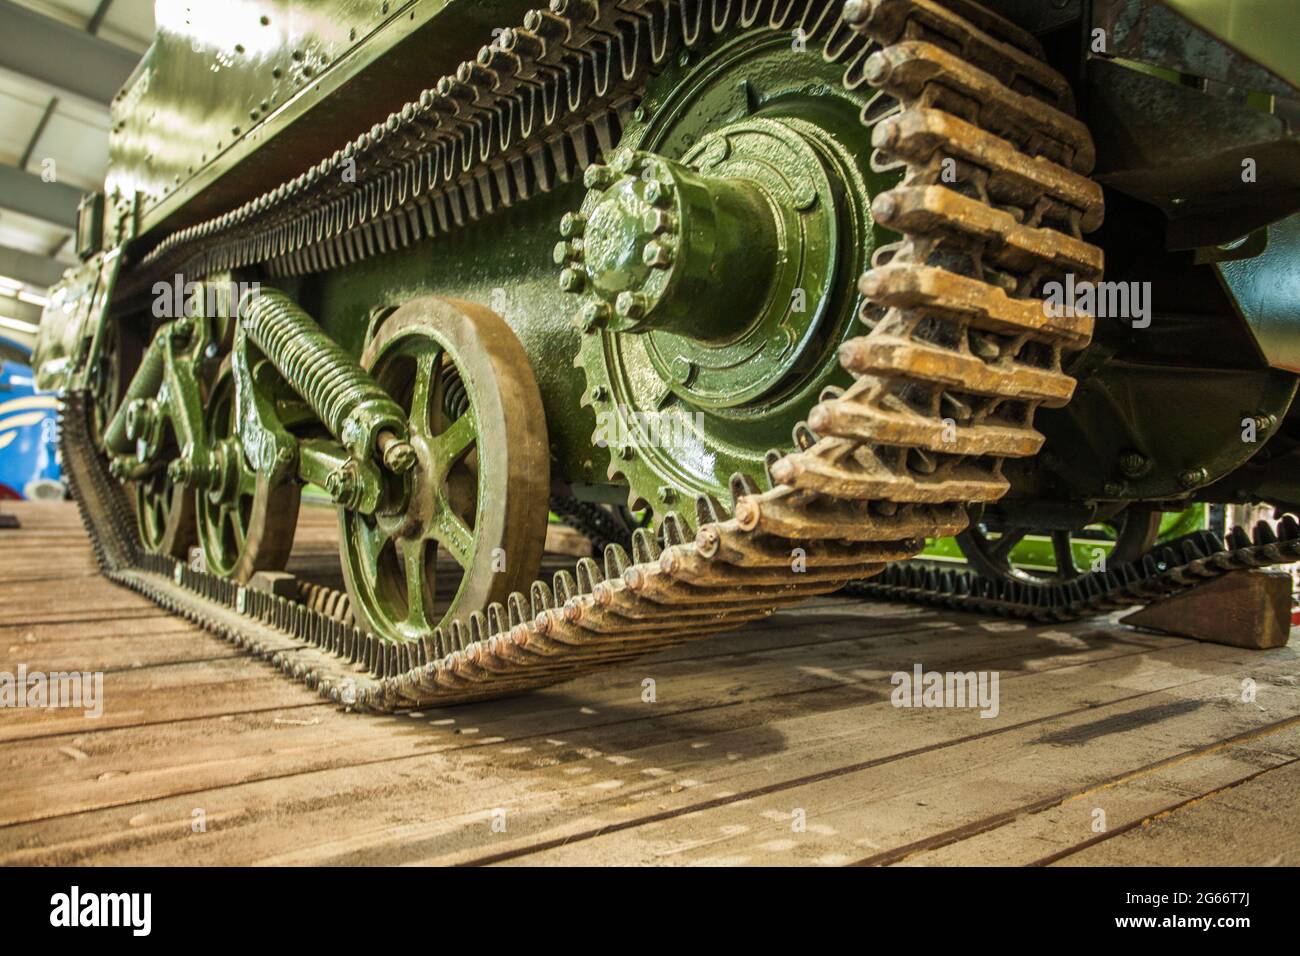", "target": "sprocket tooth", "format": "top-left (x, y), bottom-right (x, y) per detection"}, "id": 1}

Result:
top-left (625, 486), bottom-right (651, 515)
top-left (553, 569), bottom-right (578, 605)
top-left (630, 526), bottom-right (660, 564)
top-left (728, 472), bottom-right (762, 509)
top-left (575, 556), bottom-right (604, 594)
top-left (661, 512), bottom-right (689, 546)
top-left (694, 493), bottom-right (727, 527)
top-left (604, 542), bottom-right (631, 580)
